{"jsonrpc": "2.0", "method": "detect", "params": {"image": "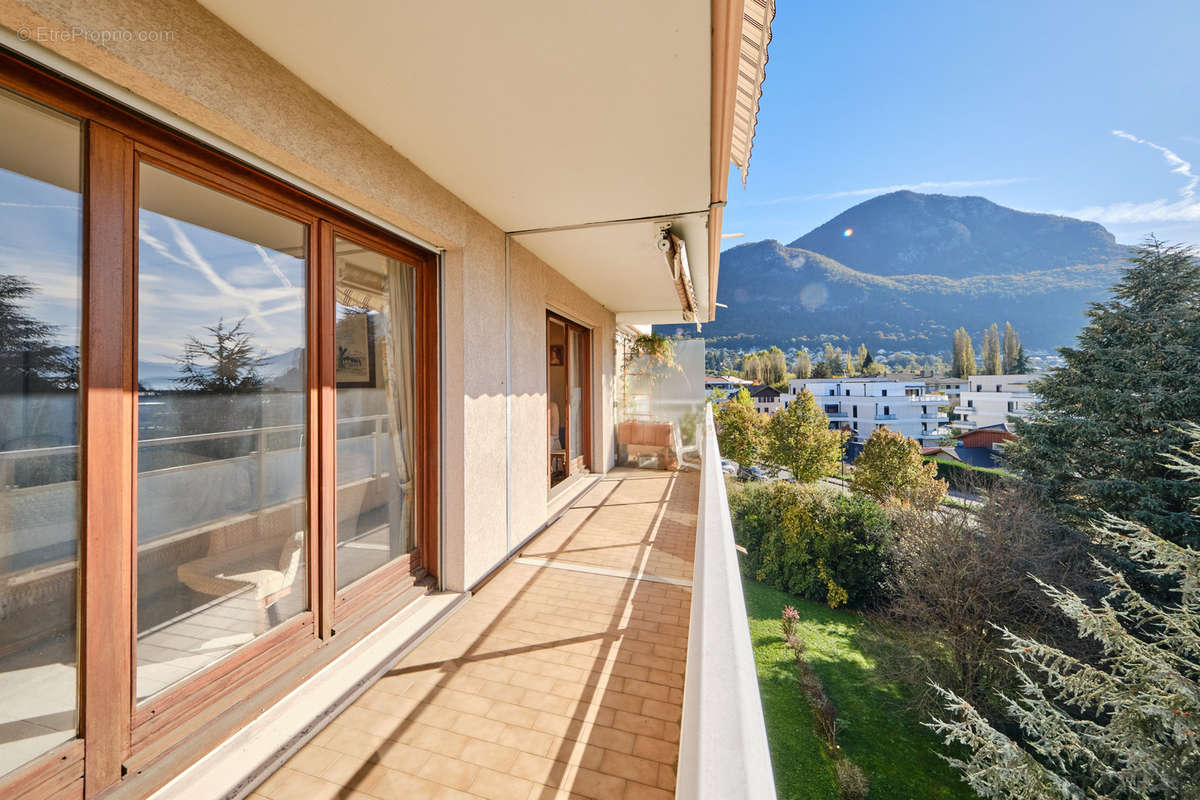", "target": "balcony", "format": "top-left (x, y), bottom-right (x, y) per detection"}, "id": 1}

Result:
top-left (920, 412), bottom-right (949, 421)
top-left (875, 413), bottom-right (898, 421)
top-left (825, 411), bottom-right (849, 420)
top-left (241, 407), bottom-right (774, 800)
